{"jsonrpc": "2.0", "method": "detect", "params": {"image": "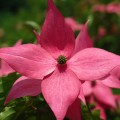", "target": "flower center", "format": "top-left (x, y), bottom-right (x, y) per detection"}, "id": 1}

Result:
top-left (57, 55), bottom-right (67, 64)
top-left (91, 81), bottom-right (96, 87)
